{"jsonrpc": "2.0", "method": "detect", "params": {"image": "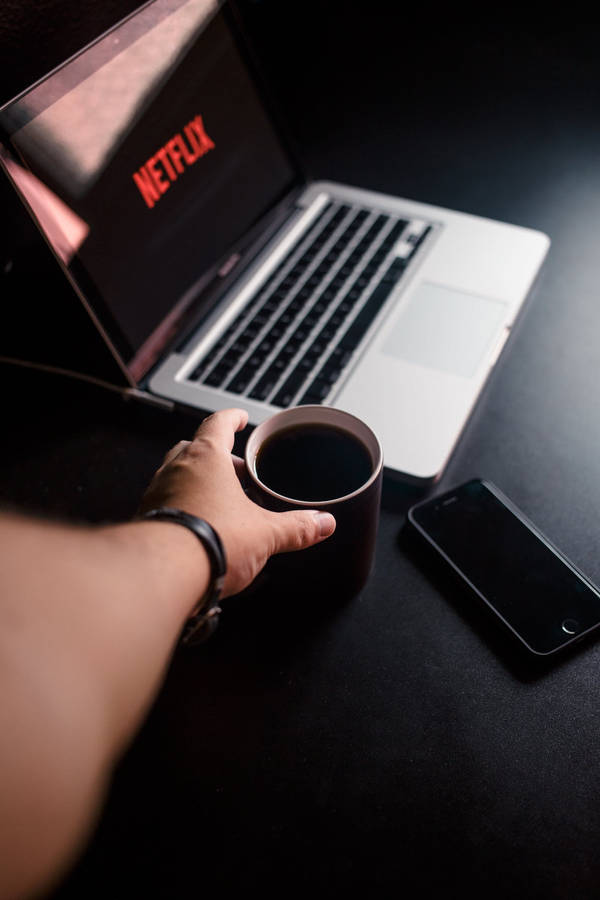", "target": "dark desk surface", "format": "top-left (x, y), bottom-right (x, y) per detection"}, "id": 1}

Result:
top-left (2, 9), bottom-right (600, 898)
